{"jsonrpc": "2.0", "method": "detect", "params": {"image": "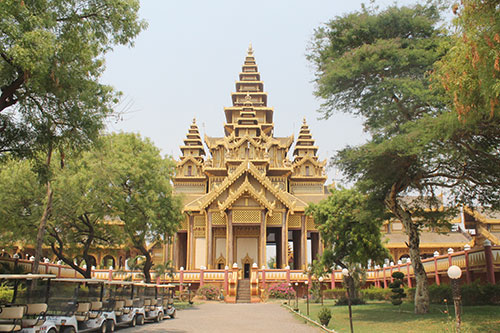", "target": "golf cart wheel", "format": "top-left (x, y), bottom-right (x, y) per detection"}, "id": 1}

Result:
top-left (170, 310), bottom-right (176, 319)
top-left (107, 319), bottom-right (116, 332)
top-left (157, 312), bottom-right (163, 322)
top-left (63, 327), bottom-right (76, 333)
top-left (137, 314), bottom-right (145, 325)
top-left (100, 322), bottom-right (107, 333)
top-left (48, 329), bottom-right (57, 333)
top-left (130, 315), bottom-right (137, 327)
